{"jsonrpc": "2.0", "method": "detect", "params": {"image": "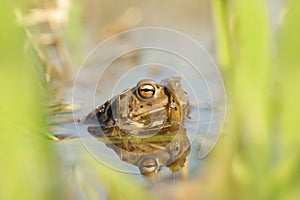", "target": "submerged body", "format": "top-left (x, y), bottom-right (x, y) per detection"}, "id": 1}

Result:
top-left (82, 77), bottom-right (190, 175)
